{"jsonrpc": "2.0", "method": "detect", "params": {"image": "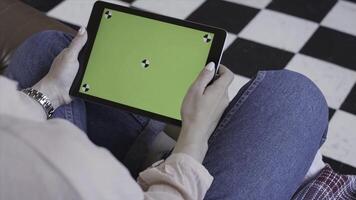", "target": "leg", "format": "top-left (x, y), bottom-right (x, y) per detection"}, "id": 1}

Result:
top-left (4, 30), bottom-right (86, 131)
top-left (86, 102), bottom-right (165, 175)
top-left (4, 30), bottom-right (165, 176)
top-left (203, 70), bottom-right (329, 200)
